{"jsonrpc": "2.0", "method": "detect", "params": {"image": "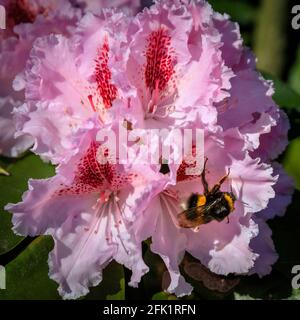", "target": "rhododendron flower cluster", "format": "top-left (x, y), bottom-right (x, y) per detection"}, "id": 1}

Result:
top-left (2, 0), bottom-right (294, 299)
top-left (0, 0), bottom-right (140, 157)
